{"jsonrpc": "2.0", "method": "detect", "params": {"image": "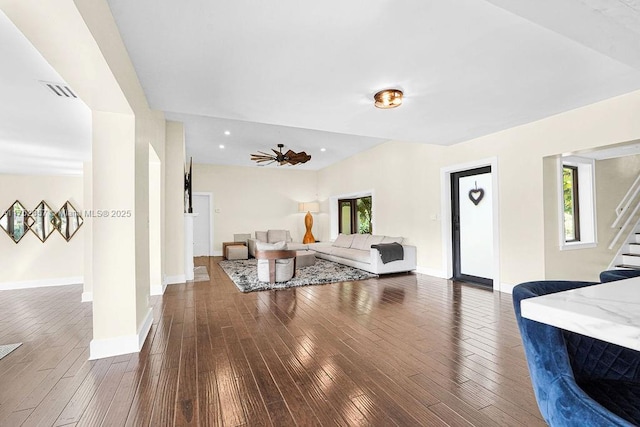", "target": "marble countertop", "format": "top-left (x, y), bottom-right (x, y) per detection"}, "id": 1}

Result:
top-left (520, 277), bottom-right (640, 352)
